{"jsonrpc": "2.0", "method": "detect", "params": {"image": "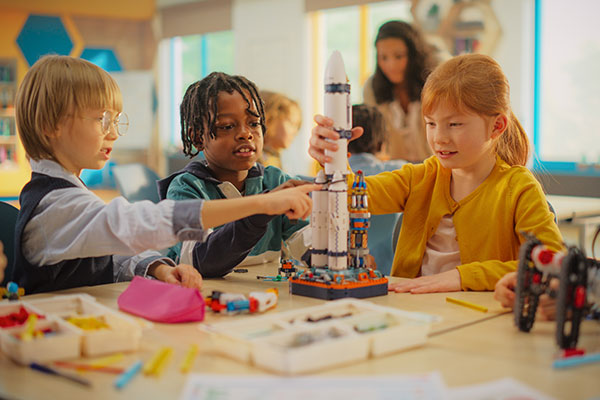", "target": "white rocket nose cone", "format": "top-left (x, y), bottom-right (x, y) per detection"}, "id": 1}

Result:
top-left (325, 50), bottom-right (347, 84)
